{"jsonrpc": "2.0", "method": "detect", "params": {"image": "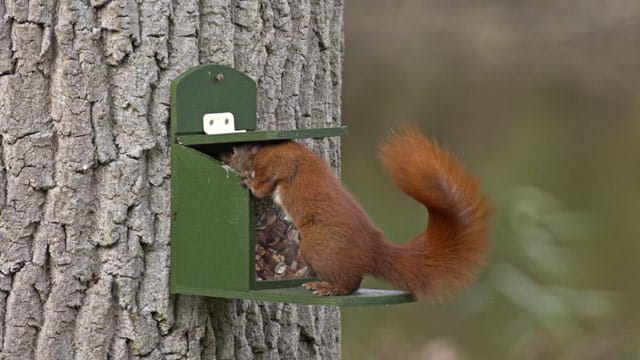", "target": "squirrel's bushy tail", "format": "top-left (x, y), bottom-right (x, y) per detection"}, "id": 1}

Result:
top-left (375, 128), bottom-right (492, 300)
